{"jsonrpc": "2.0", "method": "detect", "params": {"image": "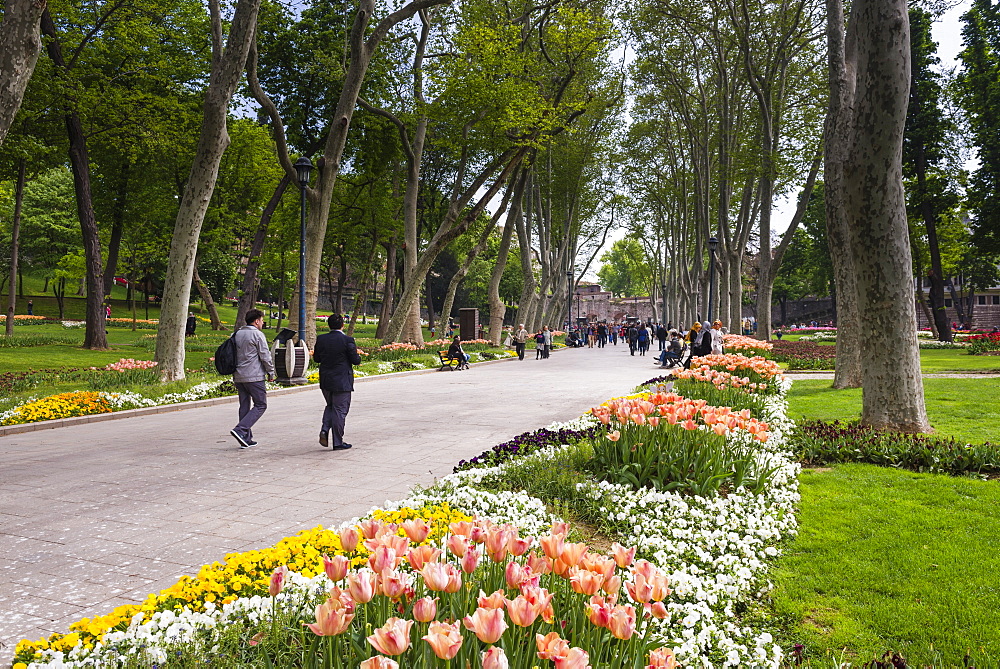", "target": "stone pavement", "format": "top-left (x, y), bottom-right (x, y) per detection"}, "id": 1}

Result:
top-left (0, 344), bottom-right (663, 655)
